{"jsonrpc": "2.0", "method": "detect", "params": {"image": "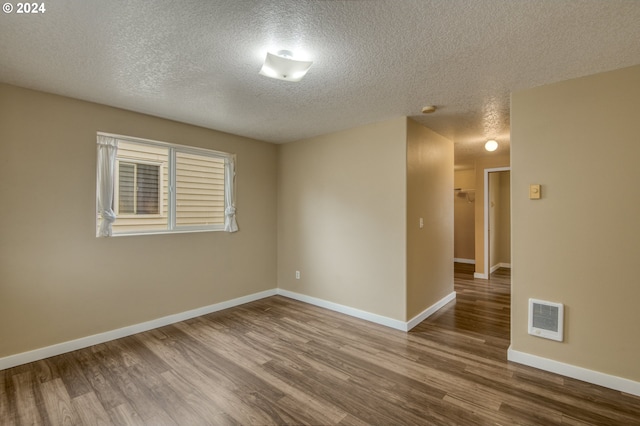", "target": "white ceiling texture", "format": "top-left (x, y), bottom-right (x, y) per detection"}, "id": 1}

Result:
top-left (2, 1), bottom-right (640, 168)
